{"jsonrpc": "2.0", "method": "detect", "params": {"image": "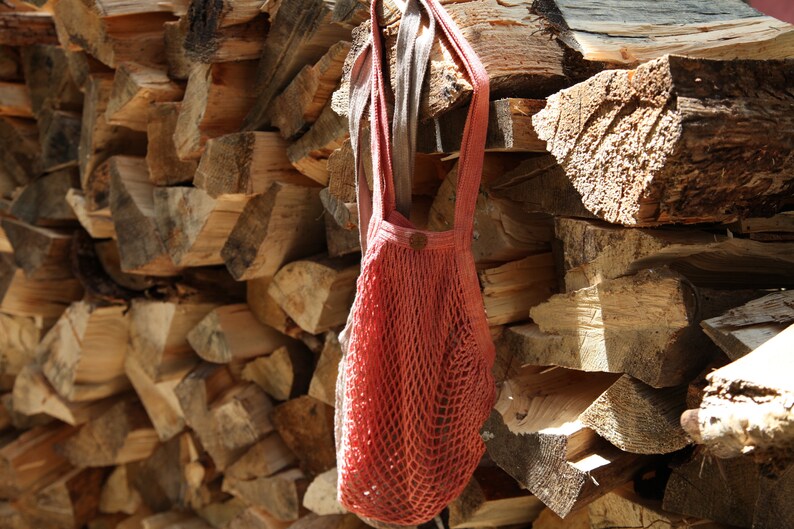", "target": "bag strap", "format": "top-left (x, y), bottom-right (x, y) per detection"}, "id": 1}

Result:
top-left (352, 0), bottom-right (489, 249)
